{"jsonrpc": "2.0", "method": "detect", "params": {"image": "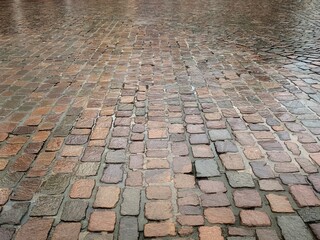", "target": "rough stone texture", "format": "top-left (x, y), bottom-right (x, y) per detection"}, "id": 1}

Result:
top-left (121, 188), bottom-right (140, 216)
top-left (0, 228), bottom-right (15, 240)
top-left (195, 159), bottom-right (220, 177)
top-left (266, 194), bottom-right (294, 212)
top-left (40, 174), bottom-right (70, 195)
top-left (101, 164), bottom-right (123, 183)
top-left (298, 207), bottom-right (320, 222)
top-left (93, 186), bottom-right (120, 208)
top-left (177, 215), bottom-right (205, 226)
top-left (31, 195), bottom-right (63, 216)
top-left (15, 218), bottom-right (53, 240)
top-left (310, 223), bottom-right (320, 240)
top-left (256, 229), bottom-right (280, 240)
top-left (233, 189), bottom-right (262, 208)
top-left (119, 217), bottom-right (139, 240)
top-left (226, 172), bottom-right (255, 188)
top-left (145, 201), bottom-right (173, 220)
top-left (290, 185), bottom-right (320, 207)
top-left (204, 207), bottom-right (235, 224)
top-left (1, 1), bottom-right (320, 238)
top-left (0, 202), bottom-right (30, 225)
top-left (220, 153), bottom-right (245, 170)
top-left (240, 210), bottom-right (271, 226)
top-left (198, 180), bottom-right (227, 193)
top-left (146, 186), bottom-right (172, 200)
top-left (144, 222), bottom-right (176, 237)
top-left (201, 193), bottom-right (230, 207)
top-left (52, 223), bottom-right (81, 240)
top-left (88, 211), bottom-right (116, 232)
top-left (277, 216), bottom-right (313, 240)
top-left (199, 226), bottom-right (224, 240)
top-left (61, 200), bottom-right (88, 221)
